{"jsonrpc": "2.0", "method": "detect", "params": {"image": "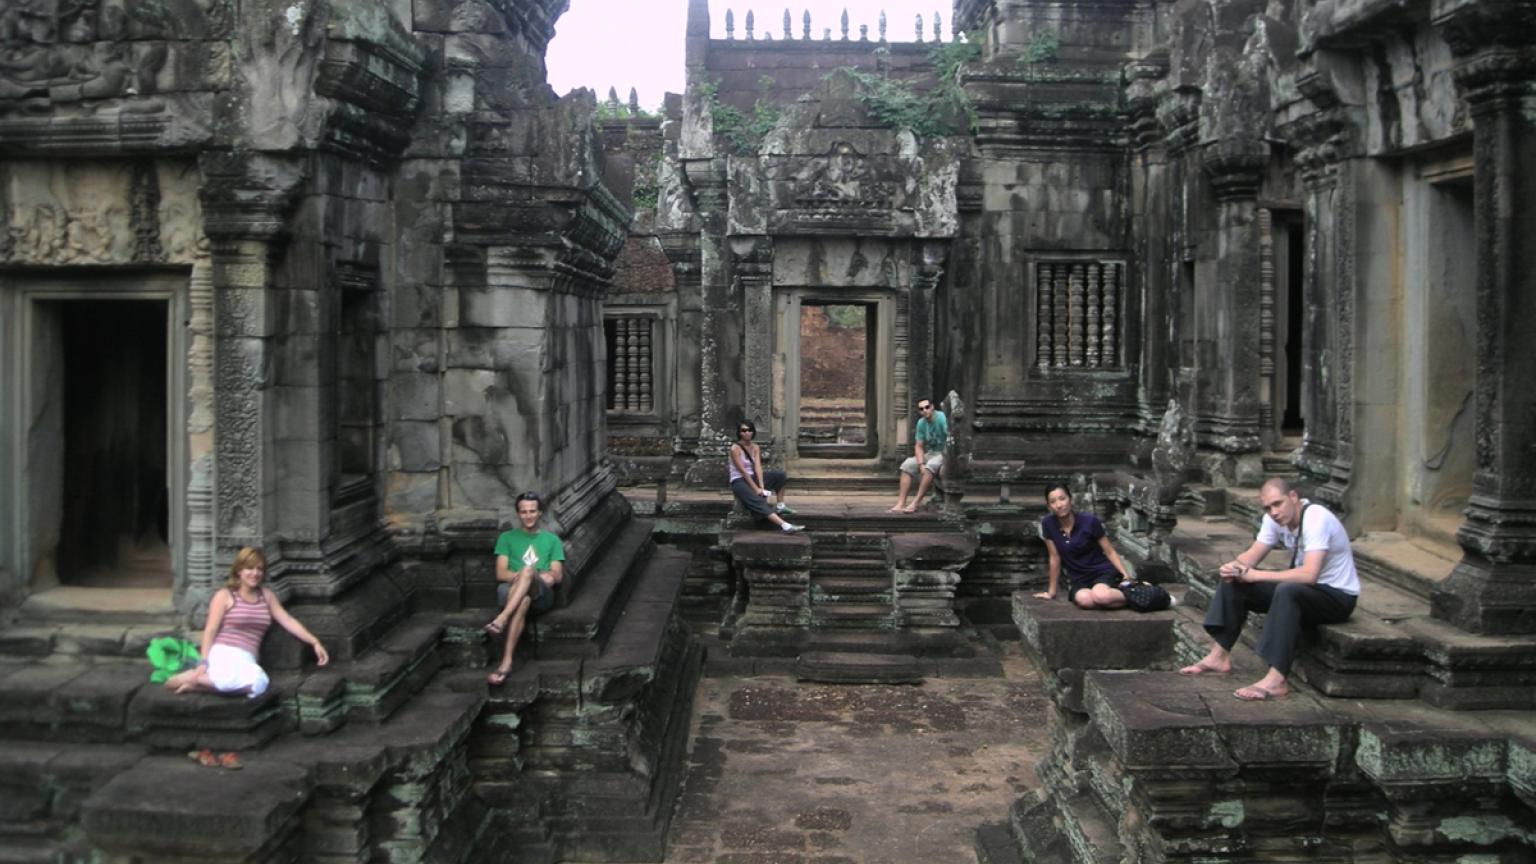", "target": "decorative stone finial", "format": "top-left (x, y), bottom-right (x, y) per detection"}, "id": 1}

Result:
top-left (859, 23), bottom-right (868, 40)
top-left (628, 87), bottom-right (640, 115)
top-left (879, 11), bottom-right (887, 41)
top-left (784, 8), bottom-right (791, 38)
top-left (823, 27), bottom-right (831, 39)
top-left (915, 13), bottom-right (924, 42)
top-left (746, 9), bottom-right (754, 39)
top-left (725, 8), bottom-right (734, 38)
top-left (607, 86), bottom-right (620, 106)
top-left (841, 8), bottom-right (849, 39)
top-left (803, 9), bottom-right (810, 39)
top-left (934, 13), bottom-right (942, 41)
